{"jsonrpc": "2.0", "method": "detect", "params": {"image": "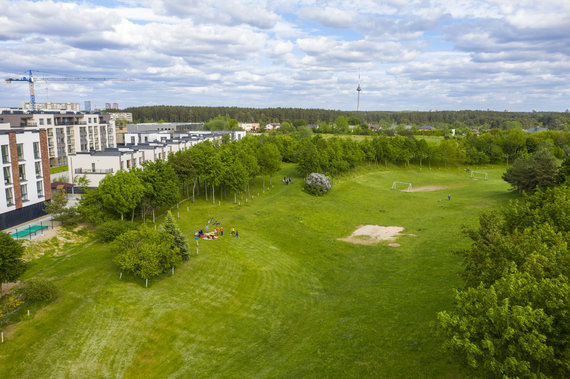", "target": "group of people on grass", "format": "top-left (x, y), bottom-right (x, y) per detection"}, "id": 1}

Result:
top-left (195, 218), bottom-right (239, 240)
top-left (283, 177), bottom-right (292, 185)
